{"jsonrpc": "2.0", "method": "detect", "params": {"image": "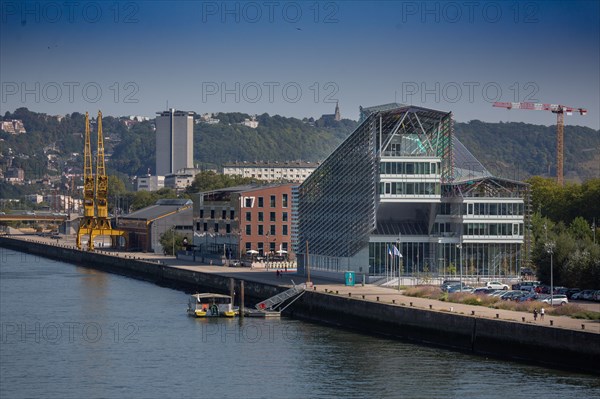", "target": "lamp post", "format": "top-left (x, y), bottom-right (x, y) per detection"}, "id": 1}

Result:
top-left (172, 226), bottom-right (175, 258)
top-left (545, 241), bottom-right (555, 305)
top-left (456, 243), bottom-right (463, 290)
